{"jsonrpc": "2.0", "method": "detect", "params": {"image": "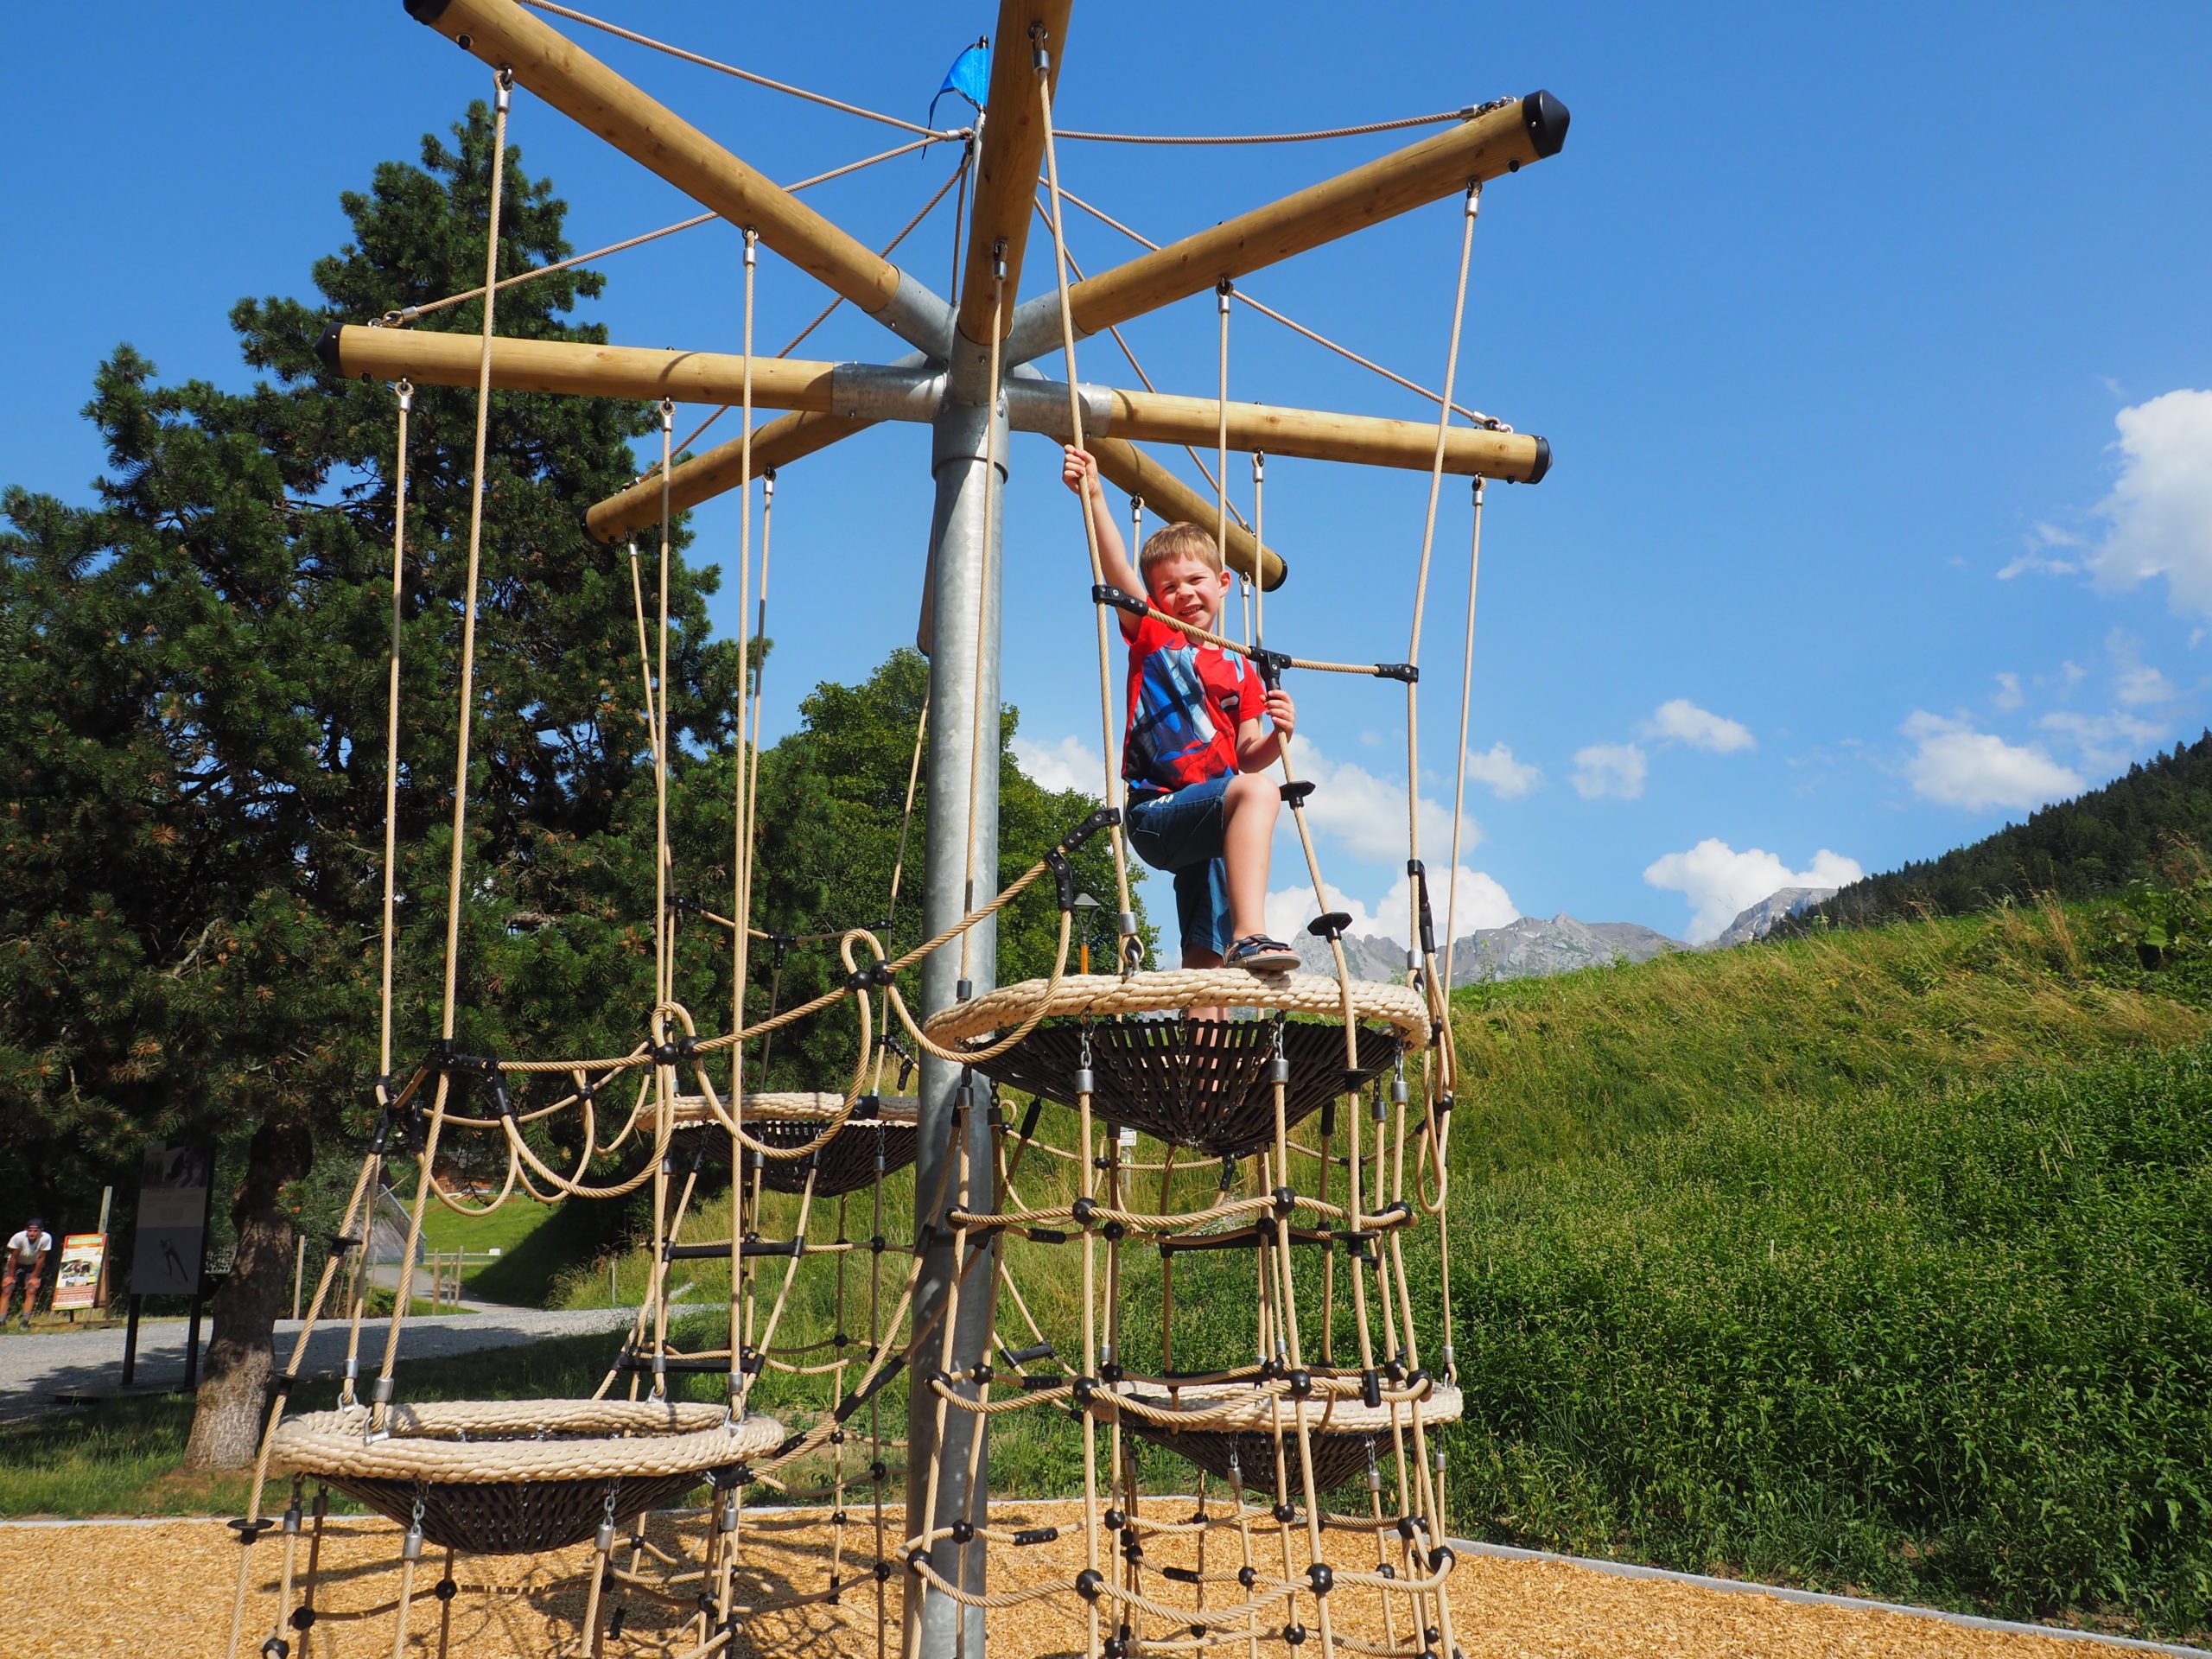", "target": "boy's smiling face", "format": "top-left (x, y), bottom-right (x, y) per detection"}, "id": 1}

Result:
top-left (1146, 554), bottom-right (1233, 632)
